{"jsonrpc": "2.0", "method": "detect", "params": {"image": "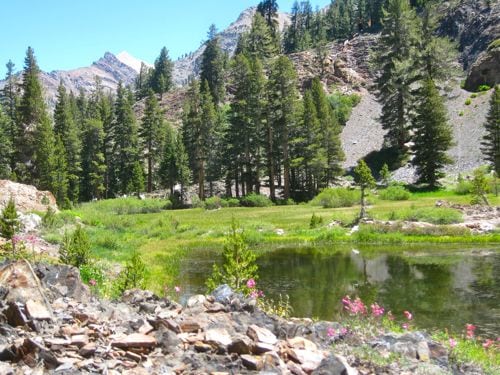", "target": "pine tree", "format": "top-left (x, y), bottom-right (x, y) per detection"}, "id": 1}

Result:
top-left (228, 55), bottom-right (266, 195)
top-left (245, 13), bottom-right (279, 60)
top-left (417, 4), bottom-right (457, 82)
top-left (1, 61), bottom-right (20, 173)
top-left (0, 197), bottom-right (20, 245)
top-left (256, 0), bottom-right (280, 53)
top-left (310, 78), bottom-right (344, 185)
top-left (80, 119), bottom-right (107, 201)
top-left (182, 80), bottom-right (216, 200)
top-left (140, 90), bottom-right (165, 192)
top-left (135, 62), bottom-right (152, 99)
top-left (112, 83), bottom-right (141, 194)
top-left (129, 161), bottom-right (145, 197)
top-left (52, 136), bottom-right (69, 207)
top-left (160, 124), bottom-right (178, 195)
top-left (17, 47), bottom-right (51, 181)
top-left (354, 159), bottom-right (376, 220)
top-left (200, 26), bottom-right (226, 105)
top-left (412, 79), bottom-right (453, 187)
top-left (150, 47), bottom-right (173, 97)
top-left (372, 0), bottom-right (419, 155)
top-left (0, 105), bottom-right (13, 178)
top-left (54, 82), bottom-right (81, 203)
top-left (33, 115), bottom-right (57, 191)
top-left (481, 85), bottom-right (500, 176)
top-left (267, 56), bottom-right (299, 200)
top-left (379, 163), bottom-right (392, 185)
